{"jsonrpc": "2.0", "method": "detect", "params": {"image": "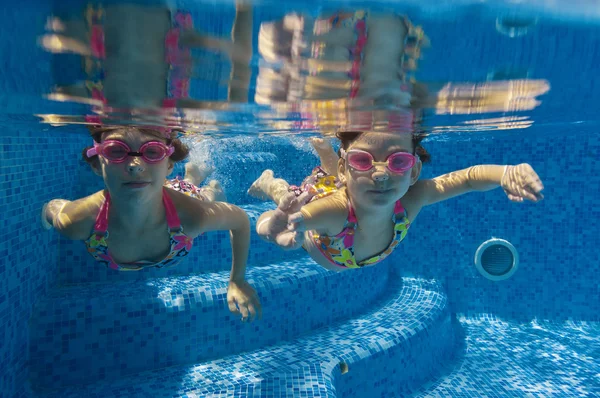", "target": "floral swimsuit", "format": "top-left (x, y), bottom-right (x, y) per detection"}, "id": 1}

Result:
top-left (291, 167), bottom-right (411, 269)
top-left (309, 200), bottom-right (411, 269)
top-left (85, 188), bottom-right (194, 270)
